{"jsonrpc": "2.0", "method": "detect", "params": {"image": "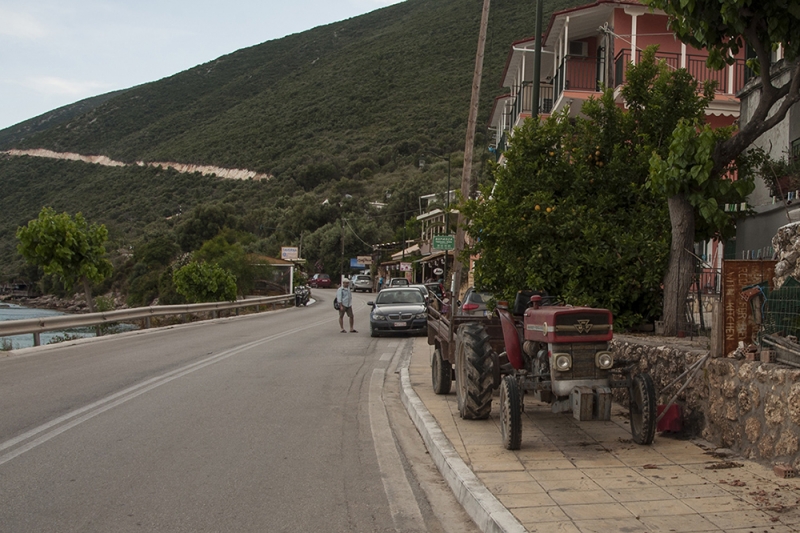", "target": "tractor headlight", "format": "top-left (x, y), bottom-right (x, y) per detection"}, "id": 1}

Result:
top-left (553, 353), bottom-right (572, 372)
top-left (595, 351), bottom-right (614, 369)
